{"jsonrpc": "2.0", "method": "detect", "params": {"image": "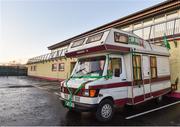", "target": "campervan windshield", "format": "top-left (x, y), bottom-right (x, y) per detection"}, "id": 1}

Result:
top-left (72, 56), bottom-right (106, 77)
